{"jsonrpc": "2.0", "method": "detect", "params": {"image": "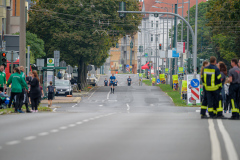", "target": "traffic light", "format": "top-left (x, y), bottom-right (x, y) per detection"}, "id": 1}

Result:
top-left (0, 52), bottom-right (6, 68)
top-left (119, 1), bottom-right (126, 18)
top-left (159, 44), bottom-right (162, 50)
